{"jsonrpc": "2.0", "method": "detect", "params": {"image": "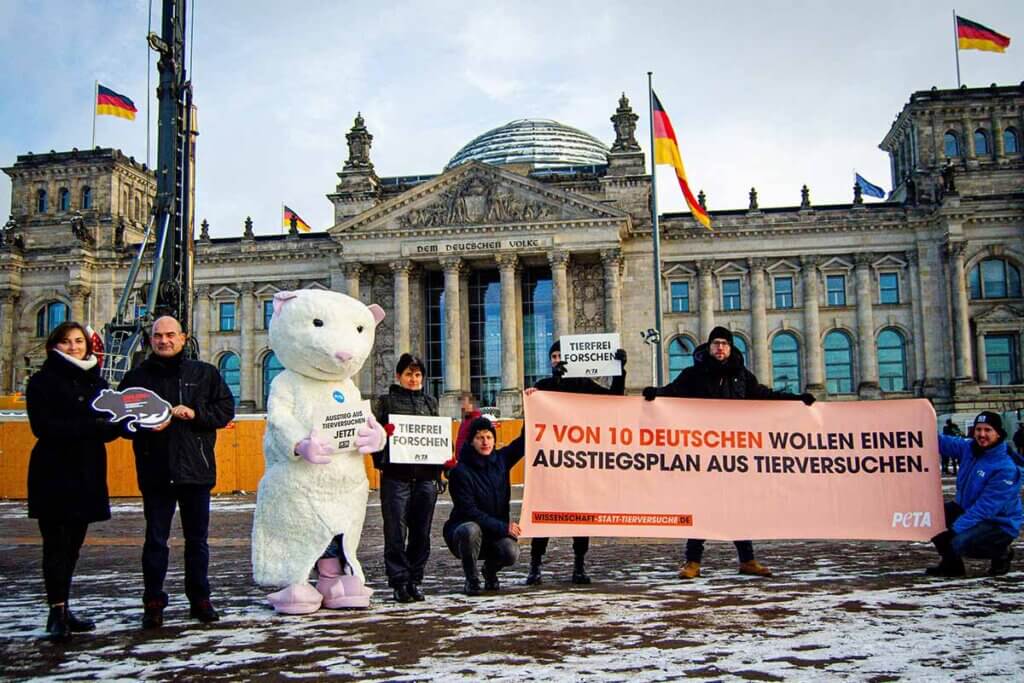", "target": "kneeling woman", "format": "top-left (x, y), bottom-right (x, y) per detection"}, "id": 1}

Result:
top-left (26, 322), bottom-right (120, 641)
top-left (443, 417), bottom-right (525, 595)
